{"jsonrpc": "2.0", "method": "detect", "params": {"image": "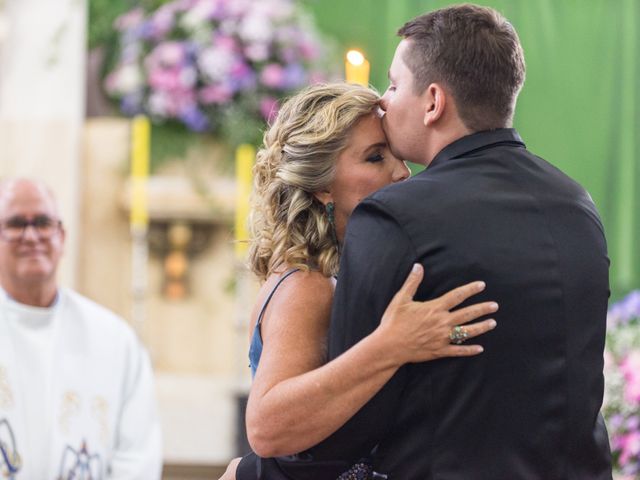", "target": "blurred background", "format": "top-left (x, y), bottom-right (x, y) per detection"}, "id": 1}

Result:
top-left (0, 0), bottom-right (638, 478)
